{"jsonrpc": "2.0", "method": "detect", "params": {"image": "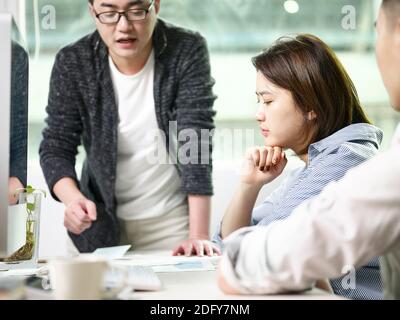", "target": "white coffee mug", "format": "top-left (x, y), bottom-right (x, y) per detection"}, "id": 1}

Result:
top-left (48, 254), bottom-right (109, 300)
